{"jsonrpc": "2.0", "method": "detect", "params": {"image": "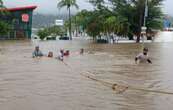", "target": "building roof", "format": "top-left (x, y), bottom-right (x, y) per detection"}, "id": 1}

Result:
top-left (0, 6), bottom-right (37, 12)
